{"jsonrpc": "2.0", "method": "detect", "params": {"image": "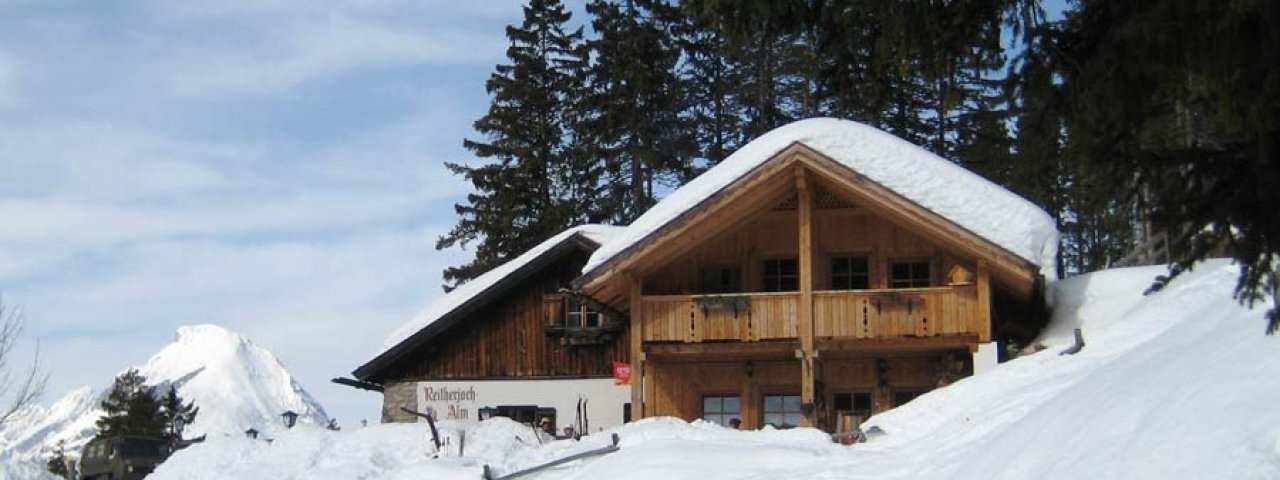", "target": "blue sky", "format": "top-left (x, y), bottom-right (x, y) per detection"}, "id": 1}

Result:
top-left (0, 0), bottom-right (555, 427)
top-left (2, 0), bottom-right (1069, 429)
